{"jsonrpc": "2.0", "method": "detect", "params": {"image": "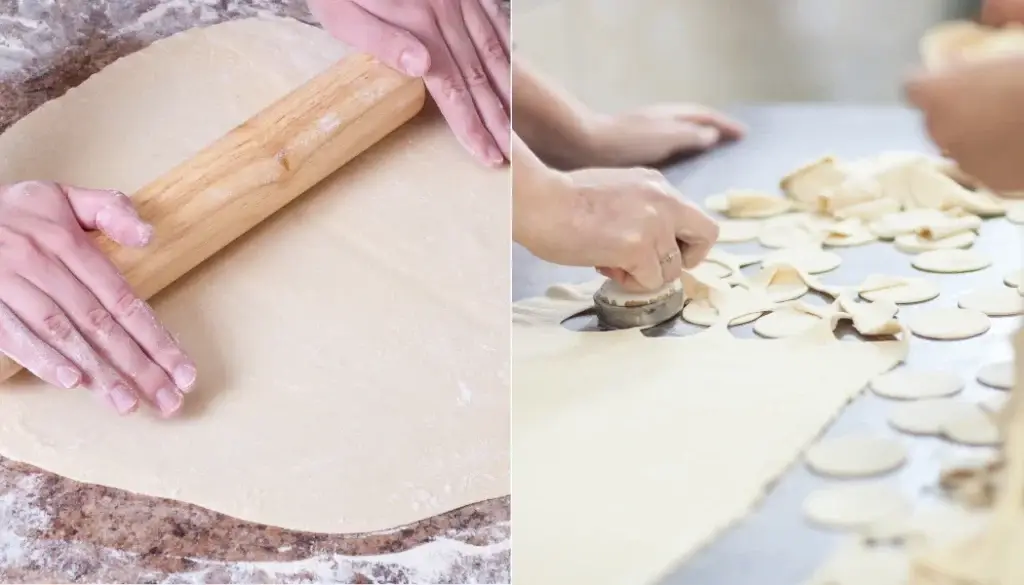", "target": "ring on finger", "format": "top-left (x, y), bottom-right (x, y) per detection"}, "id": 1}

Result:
top-left (659, 250), bottom-right (678, 265)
